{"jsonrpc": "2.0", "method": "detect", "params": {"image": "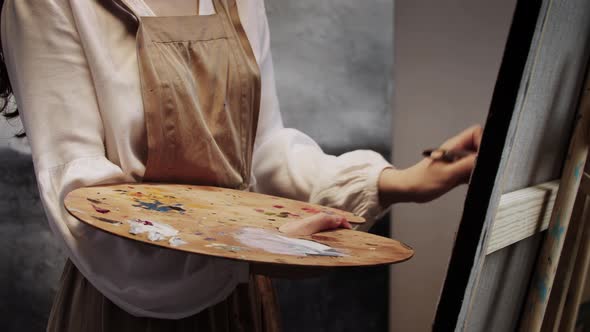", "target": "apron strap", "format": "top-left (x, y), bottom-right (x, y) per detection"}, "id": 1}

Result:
top-left (118, 0), bottom-right (213, 17)
top-left (118, 0), bottom-right (156, 17)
